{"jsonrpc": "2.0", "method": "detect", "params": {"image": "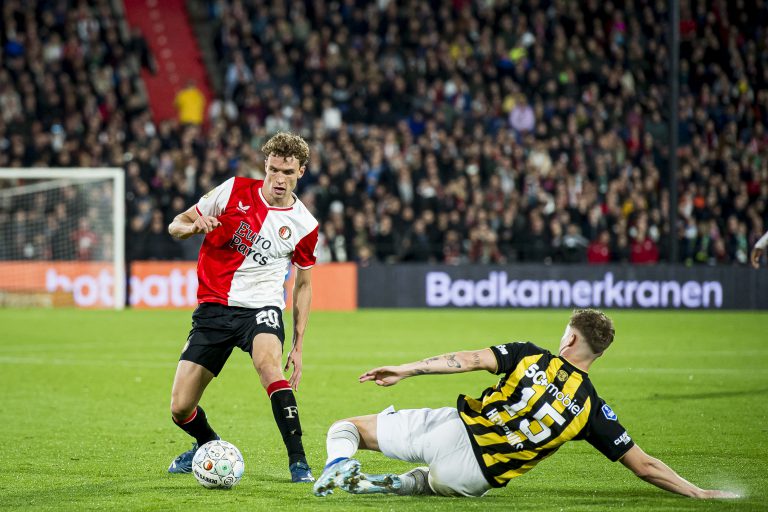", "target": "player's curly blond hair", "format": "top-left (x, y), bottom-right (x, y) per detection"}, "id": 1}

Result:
top-left (261, 132), bottom-right (310, 167)
top-left (569, 309), bottom-right (615, 354)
